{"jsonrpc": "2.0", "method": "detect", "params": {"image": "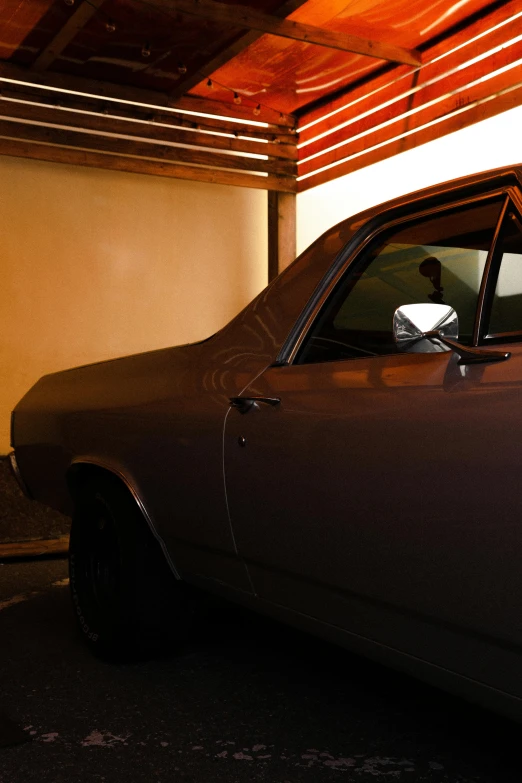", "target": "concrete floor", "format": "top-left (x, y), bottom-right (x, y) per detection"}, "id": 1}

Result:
top-left (0, 457), bottom-right (69, 544)
top-left (1, 559), bottom-right (522, 783)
